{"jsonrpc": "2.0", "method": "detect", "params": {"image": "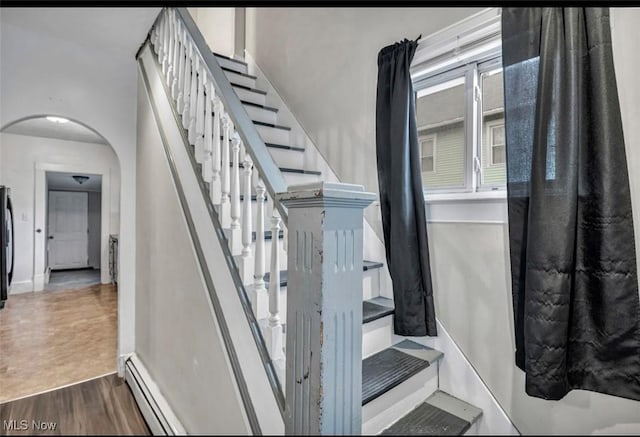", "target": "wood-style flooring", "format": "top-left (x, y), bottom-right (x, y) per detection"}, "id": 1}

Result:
top-left (0, 372), bottom-right (150, 435)
top-left (0, 283), bottom-right (117, 404)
